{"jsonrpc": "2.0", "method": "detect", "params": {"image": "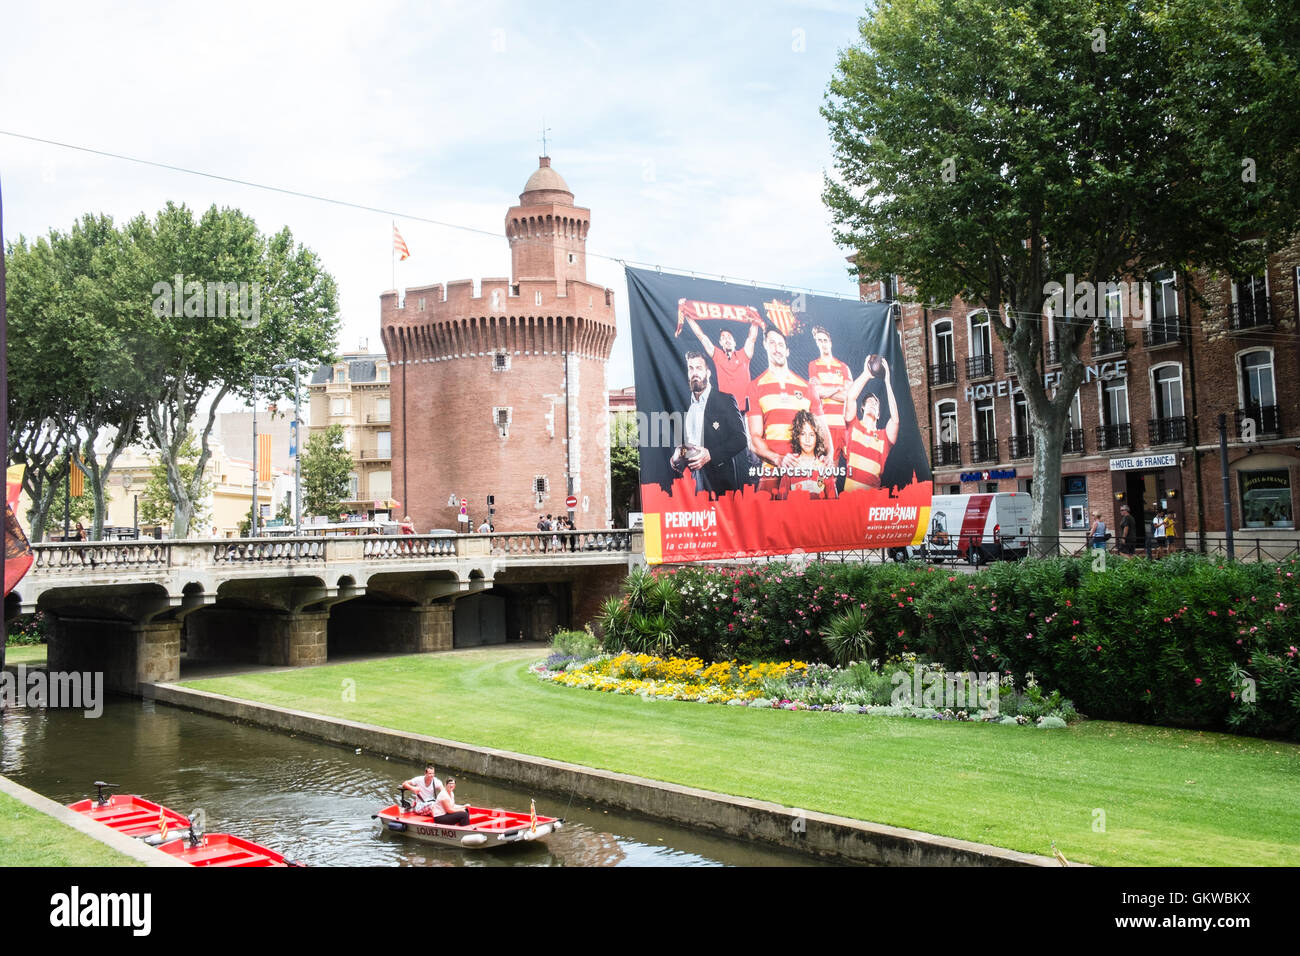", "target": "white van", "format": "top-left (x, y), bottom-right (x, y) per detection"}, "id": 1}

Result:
top-left (891, 493), bottom-right (1034, 564)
